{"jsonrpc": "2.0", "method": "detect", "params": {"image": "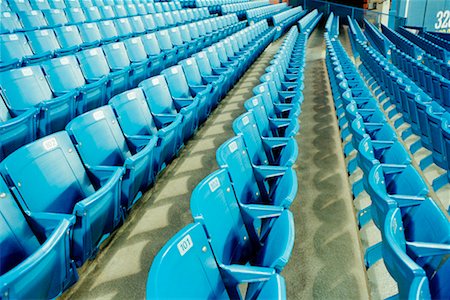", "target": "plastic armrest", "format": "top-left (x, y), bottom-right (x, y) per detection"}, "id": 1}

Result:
top-left (406, 241), bottom-right (450, 258)
top-left (29, 212), bottom-right (75, 239)
top-left (173, 97), bottom-right (195, 109)
top-left (153, 113), bottom-right (178, 127)
top-left (389, 194), bottom-right (426, 207)
top-left (219, 264), bottom-right (275, 284)
top-left (127, 134), bottom-right (157, 153)
top-left (253, 165), bottom-right (288, 183)
top-left (240, 203), bottom-right (283, 221)
top-left (371, 140), bottom-right (395, 151)
top-left (87, 165), bottom-right (124, 187)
